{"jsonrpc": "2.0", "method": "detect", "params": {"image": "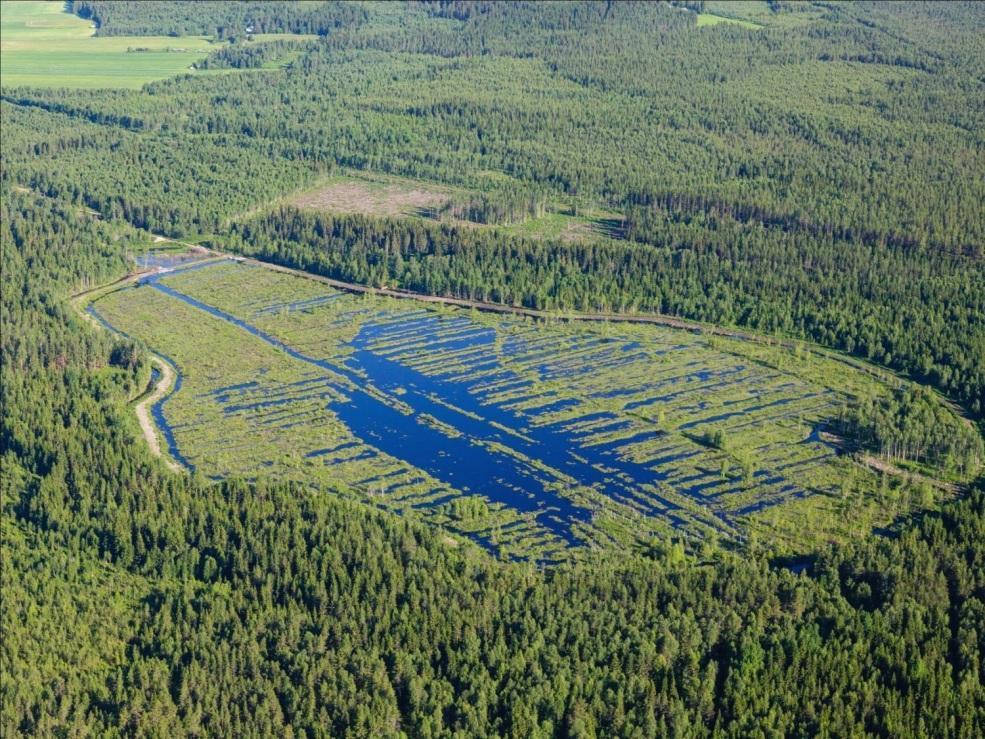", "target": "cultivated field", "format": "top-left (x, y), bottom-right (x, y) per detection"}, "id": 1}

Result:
top-left (0, 1), bottom-right (314, 89)
top-left (0, 1), bottom-right (216, 88)
top-left (88, 257), bottom-right (961, 562)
